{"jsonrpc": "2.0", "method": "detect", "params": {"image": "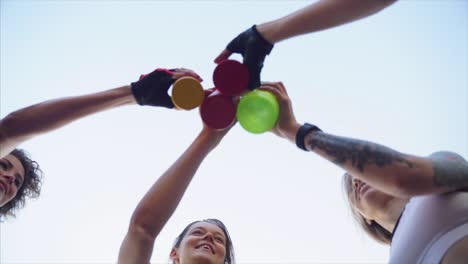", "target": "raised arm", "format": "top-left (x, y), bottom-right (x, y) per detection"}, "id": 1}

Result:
top-left (215, 0), bottom-right (398, 89)
top-left (0, 86), bottom-right (134, 157)
top-left (260, 82), bottom-right (468, 198)
top-left (118, 125), bottom-right (232, 264)
top-left (256, 0), bottom-right (398, 44)
top-left (0, 68), bottom-right (201, 157)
